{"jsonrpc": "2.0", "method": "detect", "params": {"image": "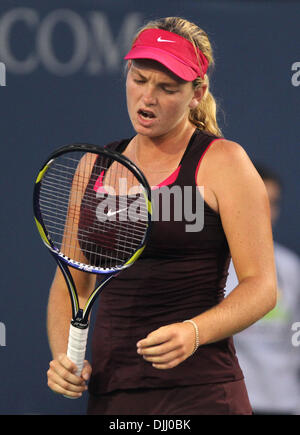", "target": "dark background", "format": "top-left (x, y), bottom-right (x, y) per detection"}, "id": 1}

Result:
top-left (0, 0), bottom-right (299, 414)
